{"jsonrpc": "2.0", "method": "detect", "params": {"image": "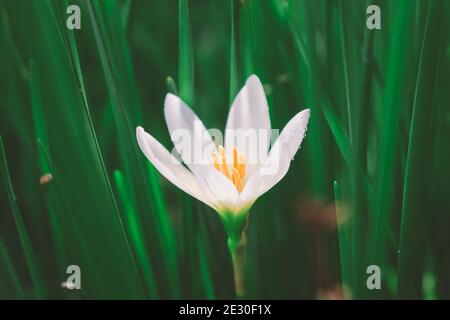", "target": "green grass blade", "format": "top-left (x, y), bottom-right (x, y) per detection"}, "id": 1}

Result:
top-left (0, 237), bottom-right (25, 299)
top-left (179, 0), bottom-right (194, 105)
top-left (28, 0), bottom-right (145, 298)
top-left (114, 170), bottom-right (159, 298)
top-left (166, 76), bottom-right (179, 95)
top-left (397, 0), bottom-right (446, 299)
top-left (334, 180), bottom-right (350, 299)
top-left (86, 0), bottom-right (180, 297)
top-left (0, 136), bottom-right (45, 298)
top-left (373, 0), bottom-right (415, 267)
top-left (228, 0), bottom-right (239, 105)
